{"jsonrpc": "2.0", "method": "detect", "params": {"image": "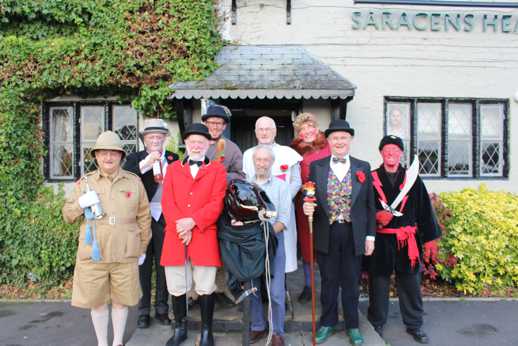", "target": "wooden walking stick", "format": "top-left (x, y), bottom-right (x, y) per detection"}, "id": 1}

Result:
top-left (302, 181), bottom-right (317, 346)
